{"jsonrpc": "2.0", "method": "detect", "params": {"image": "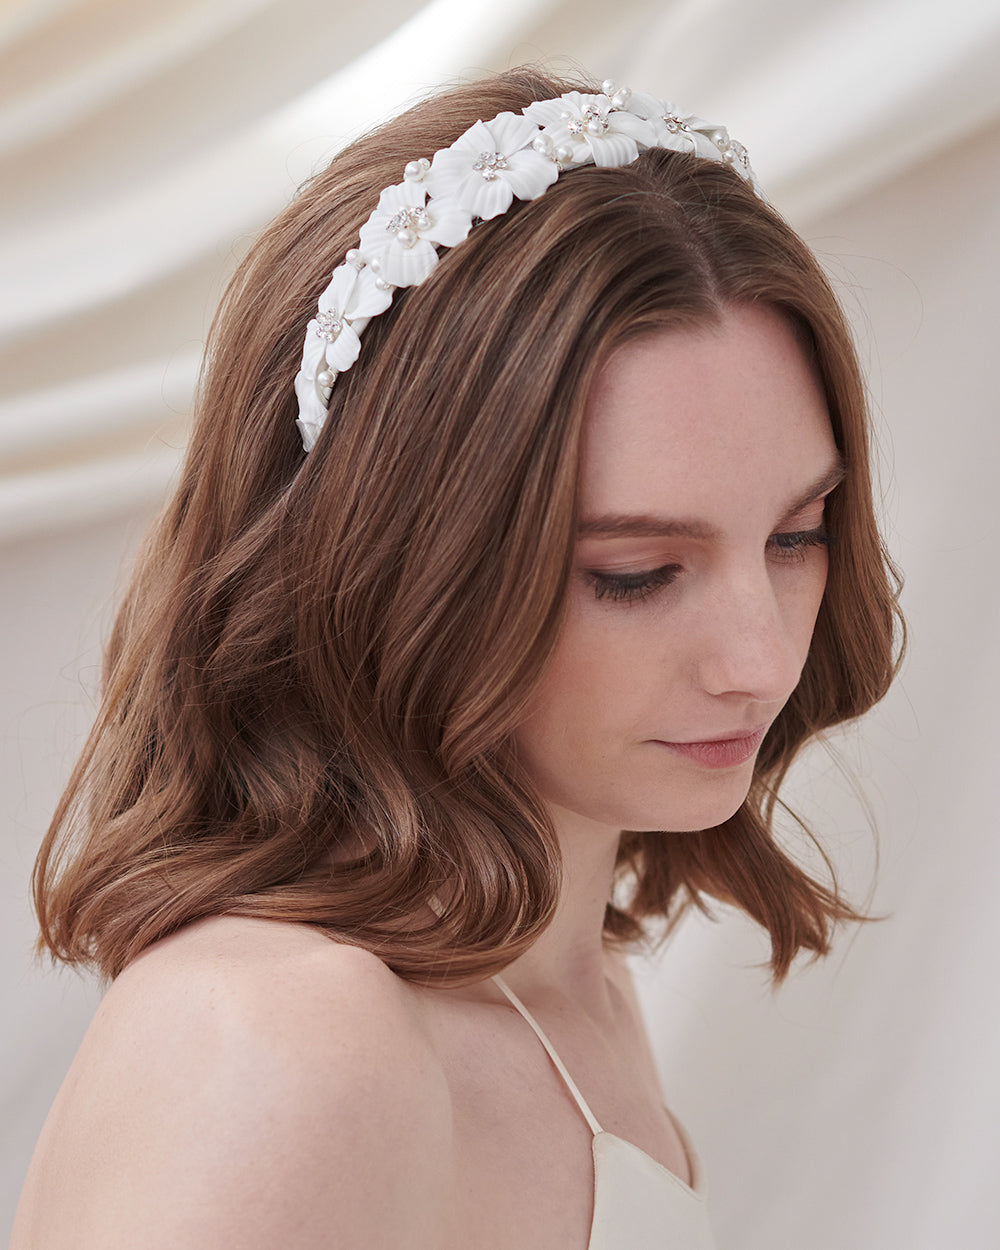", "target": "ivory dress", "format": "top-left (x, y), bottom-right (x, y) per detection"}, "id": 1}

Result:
top-left (493, 975), bottom-right (715, 1250)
